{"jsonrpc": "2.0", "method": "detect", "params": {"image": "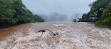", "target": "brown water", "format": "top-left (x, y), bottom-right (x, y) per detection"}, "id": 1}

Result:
top-left (0, 23), bottom-right (31, 41)
top-left (0, 22), bottom-right (111, 49)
